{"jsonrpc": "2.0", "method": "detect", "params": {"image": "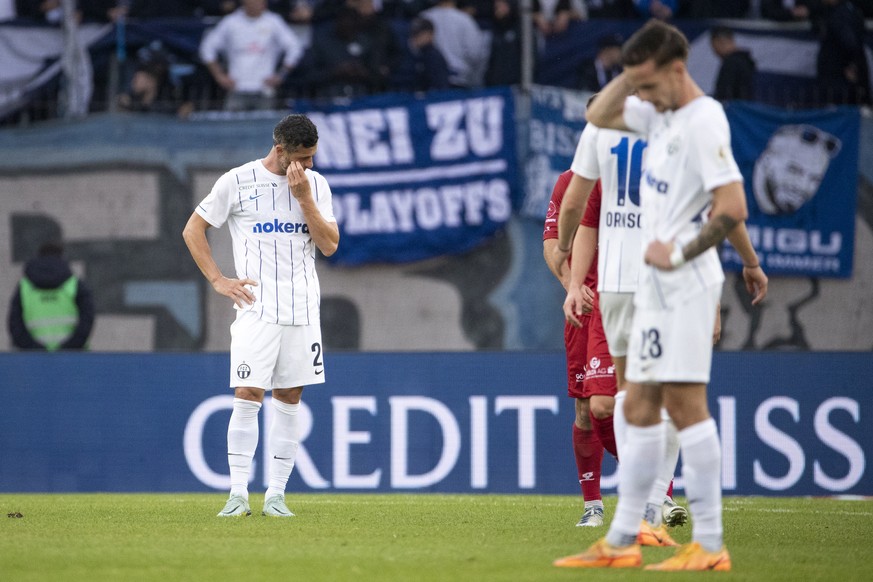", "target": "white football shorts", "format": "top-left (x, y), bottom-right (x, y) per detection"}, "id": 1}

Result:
top-left (626, 284), bottom-right (721, 384)
top-left (599, 292), bottom-right (635, 358)
top-left (229, 310), bottom-right (326, 390)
